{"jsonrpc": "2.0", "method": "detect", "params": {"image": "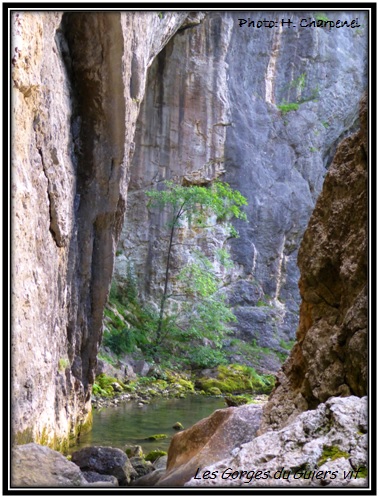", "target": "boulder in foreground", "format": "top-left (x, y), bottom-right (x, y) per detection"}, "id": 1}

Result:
top-left (12, 443), bottom-right (88, 487)
top-left (186, 396), bottom-right (367, 488)
top-left (155, 404), bottom-right (263, 486)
